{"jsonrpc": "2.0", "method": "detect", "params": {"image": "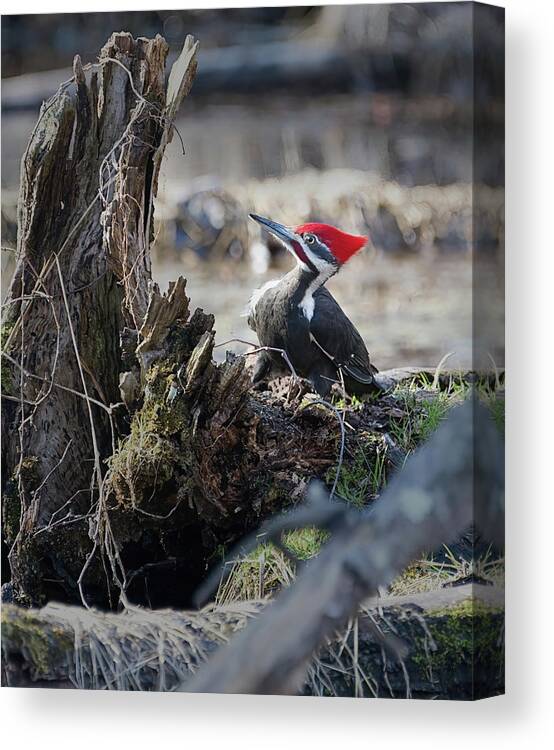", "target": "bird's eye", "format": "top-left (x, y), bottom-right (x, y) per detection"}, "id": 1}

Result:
top-left (305, 234), bottom-right (315, 244)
